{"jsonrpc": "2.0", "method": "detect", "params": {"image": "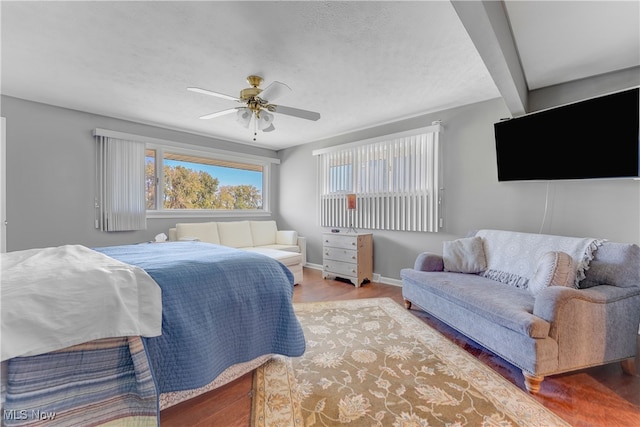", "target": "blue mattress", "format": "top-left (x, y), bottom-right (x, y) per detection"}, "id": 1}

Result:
top-left (95, 241), bottom-right (305, 393)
